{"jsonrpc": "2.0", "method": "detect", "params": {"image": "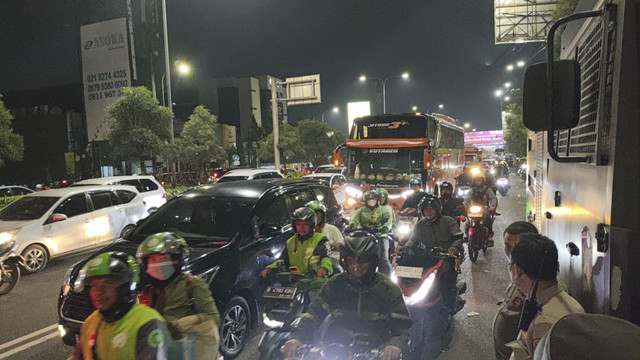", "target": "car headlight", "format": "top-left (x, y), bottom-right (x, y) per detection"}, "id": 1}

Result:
top-left (401, 190), bottom-right (414, 199)
top-left (0, 231), bottom-right (16, 246)
top-left (398, 225), bottom-right (411, 235)
top-left (405, 271), bottom-right (437, 305)
top-left (497, 178), bottom-right (509, 185)
top-left (469, 205), bottom-right (482, 214)
top-left (346, 198), bottom-right (357, 206)
top-left (346, 187), bottom-right (363, 198)
top-left (263, 313), bottom-right (284, 328)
